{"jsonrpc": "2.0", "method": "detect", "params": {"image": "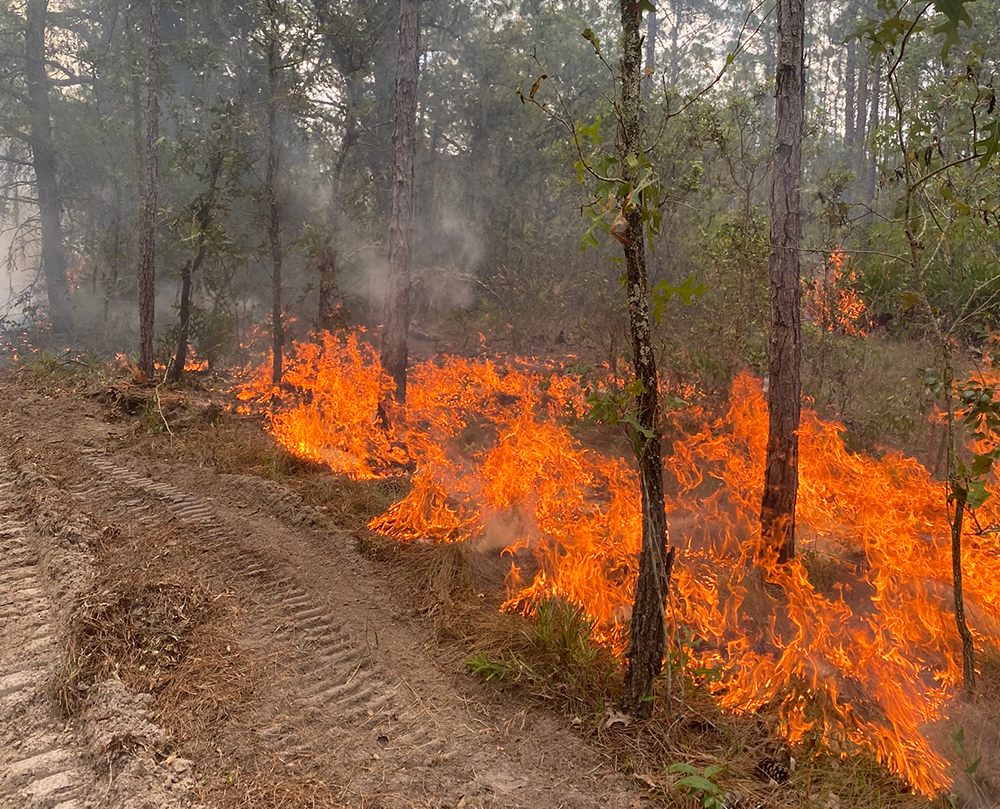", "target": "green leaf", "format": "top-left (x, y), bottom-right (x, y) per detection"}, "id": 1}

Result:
top-left (970, 453), bottom-right (994, 478)
top-left (967, 479), bottom-right (990, 510)
top-left (675, 775), bottom-right (721, 794)
top-left (576, 116), bottom-right (602, 143)
top-left (976, 119), bottom-right (1000, 168)
top-left (932, 0), bottom-right (973, 27)
top-left (625, 377), bottom-right (646, 397)
top-left (637, 0), bottom-right (656, 14)
top-left (651, 274), bottom-right (709, 320)
top-left (581, 28), bottom-right (601, 54)
top-left (580, 230), bottom-right (600, 253)
top-left (930, 0), bottom-right (974, 60)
